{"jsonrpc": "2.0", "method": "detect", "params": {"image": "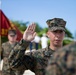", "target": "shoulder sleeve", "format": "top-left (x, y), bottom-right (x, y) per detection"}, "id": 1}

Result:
top-left (8, 39), bottom-right (30, 69)
top-left (8, 39), bottom-right (30, 59)
top-left (1, 43), bottom-right (5, 59)
top-left (9, 45), bottom-right (47, 73)
top-left (1, 47), bottom-right (3, 60)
